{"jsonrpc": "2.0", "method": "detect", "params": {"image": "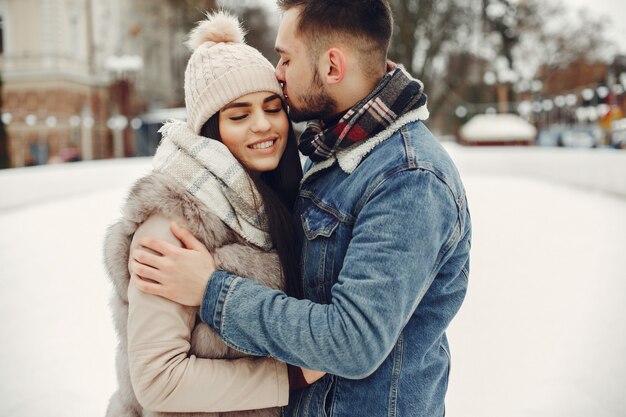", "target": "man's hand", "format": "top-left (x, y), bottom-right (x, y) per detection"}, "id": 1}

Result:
top-left (130, 222), bottom-right (216, 306)
top-left (301, 368), bottom-right (326, 385)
